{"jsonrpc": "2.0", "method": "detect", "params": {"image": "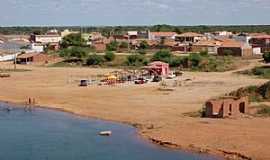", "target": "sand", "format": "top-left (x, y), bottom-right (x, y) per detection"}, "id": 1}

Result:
top-left (0, 61), bottom-right (269, 160)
